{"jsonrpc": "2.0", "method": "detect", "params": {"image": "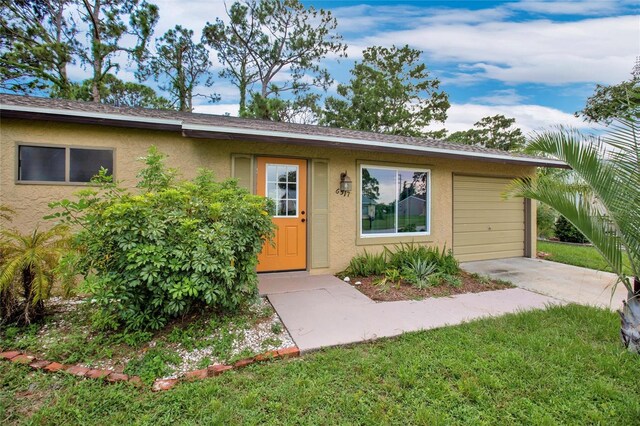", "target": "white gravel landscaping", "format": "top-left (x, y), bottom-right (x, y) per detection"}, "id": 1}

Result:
top-left (166, 298), bottom-right (295, 378)
top-left (4, 296), bottom-right (295, 381)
